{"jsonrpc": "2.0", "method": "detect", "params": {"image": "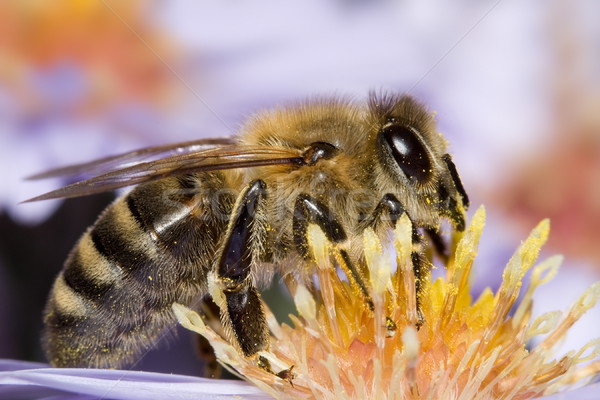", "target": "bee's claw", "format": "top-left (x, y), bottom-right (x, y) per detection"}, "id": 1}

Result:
top-left (415, 309), bottom-right (425, 330)
top-left (276, 365), bottom-right (296, 387)
top-left (385, 316), bottom-right (397, 338)
top-left (258, 356), bottom-right (295, 386)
